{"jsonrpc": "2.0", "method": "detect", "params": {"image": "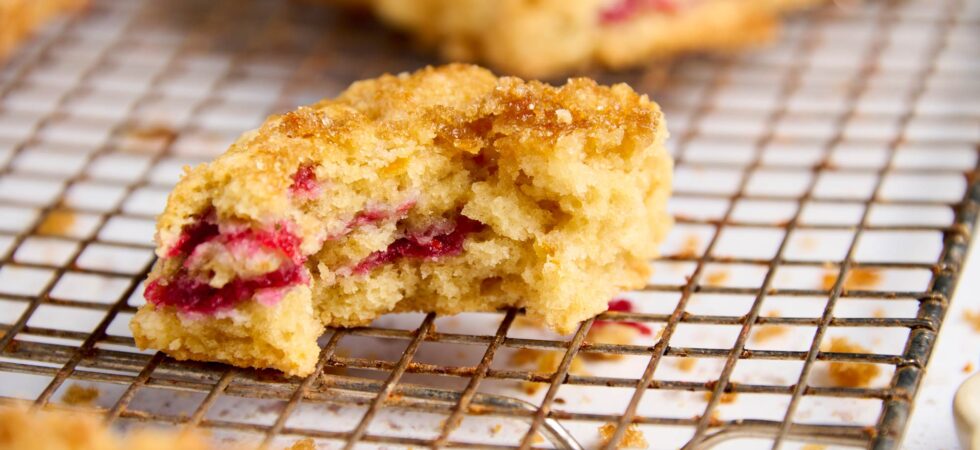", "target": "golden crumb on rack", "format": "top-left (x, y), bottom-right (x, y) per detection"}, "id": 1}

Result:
top-left (598, 422), bottom-right (648, 449)
top-left (706, 410), bottom-right (722, 427)
top-left (750, 310), bottom-right (789, 344)
top-left (964, 362), bottom-right (975, 373)
top-left (801, 444), bottom-right (827, 450)
top-left (825, 337), bottom-right (881, 387)
top-left (37, 210), bottom-right (76, 236)
top-left (131, 63), bottom-right (672, 376)
top-left (582, 323), bottom-right (640, 361)
top-left (466, 404), bottom-right (490, 414)
top-left (675, 357), bottom-right (697, 372)
top-left (325, 0), bottom-right (823, 78)
top-left (125, 124), bottom-right (179, 142)
top-left (964, 309), bottom-right (980, 332)
top-left (703, 391), bottom-right (738, 404)
top-left (60, 383), bottom-right (100, 406)
top-left (799, 235), bottom-right (819, 251)
top-left (675, 234), bottom-right (701, 258)
top-left (489, 424), bottom-right (502, 435)
top-left (750, 324), bottom-right (789, 344)
top-left (704, 269), bottom-right (729, 286)
top-left (510, 348), bottom-right (589, 395)
top-left (821, 267), bottom-right (882, 291)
